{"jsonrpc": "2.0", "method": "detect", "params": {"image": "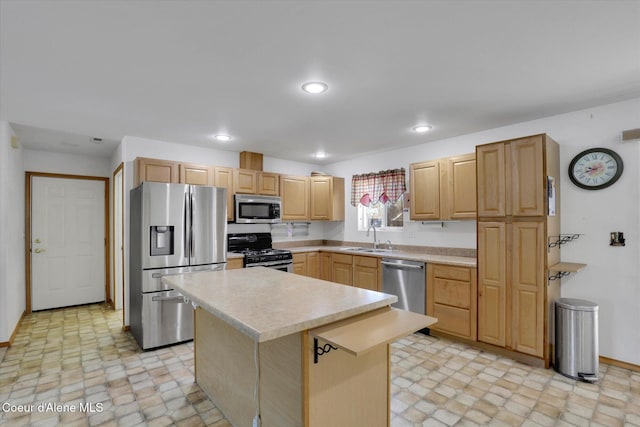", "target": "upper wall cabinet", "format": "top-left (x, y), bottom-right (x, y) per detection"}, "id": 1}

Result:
top-left (233, 169), bottom-right (280, 196)
top-left (310, 176), bottom-right (345, 221)
top-left (410, 153), bottom-right (476, 221)
top-left (135, 157), bottom-right (179, 186)
top-left (214, 166), bottom-right (235, 221)
top-left (179, 162), bottom-right (214, 186)
top-left (477, 135), bottom-right (546, 218)
top-left (280, 175), bottom-right (309, 221)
